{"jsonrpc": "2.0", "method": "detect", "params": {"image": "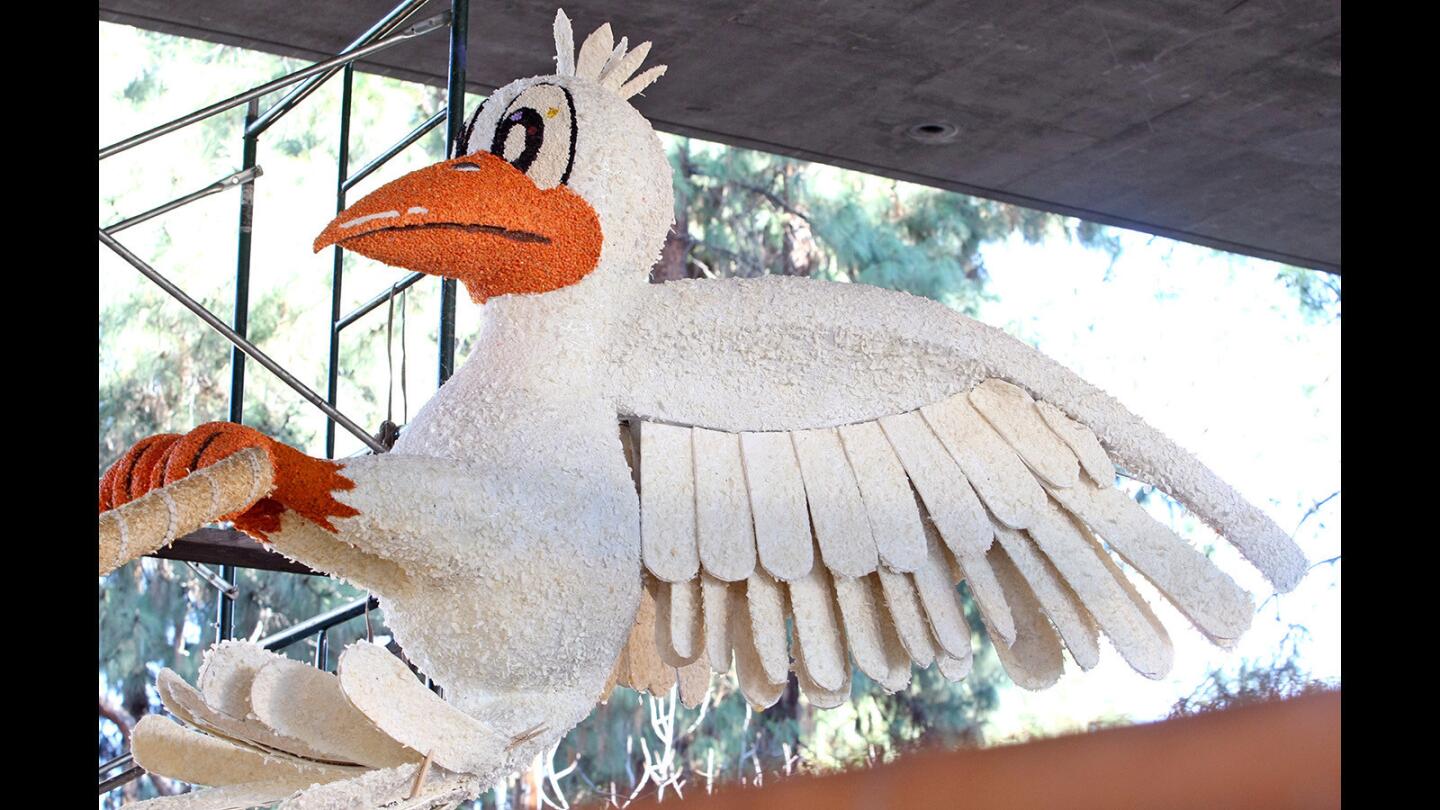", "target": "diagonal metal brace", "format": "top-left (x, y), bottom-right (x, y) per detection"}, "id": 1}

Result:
top-left (98, 228), bottom-right (387, 454)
